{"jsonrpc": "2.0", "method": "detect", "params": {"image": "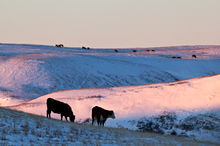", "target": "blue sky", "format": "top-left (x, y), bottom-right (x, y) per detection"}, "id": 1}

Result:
top-left (1, 0), bottom-right (220, 48)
